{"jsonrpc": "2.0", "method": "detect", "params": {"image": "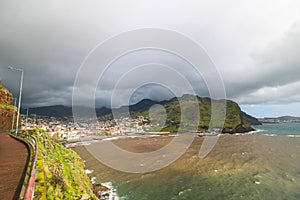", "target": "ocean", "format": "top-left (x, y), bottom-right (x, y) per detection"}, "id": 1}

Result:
top-left (253, 122), bottom-right (300, 137)
top-left (73, 123), bottom-right (300, 200)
